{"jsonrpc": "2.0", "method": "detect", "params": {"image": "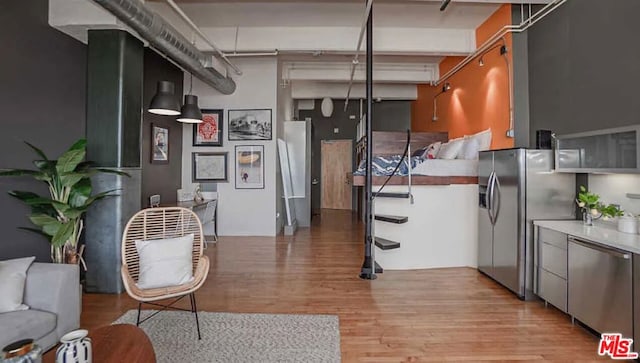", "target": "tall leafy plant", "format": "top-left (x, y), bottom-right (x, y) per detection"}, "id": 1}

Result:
top-left (0, 139), bottom-right (127, 263)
